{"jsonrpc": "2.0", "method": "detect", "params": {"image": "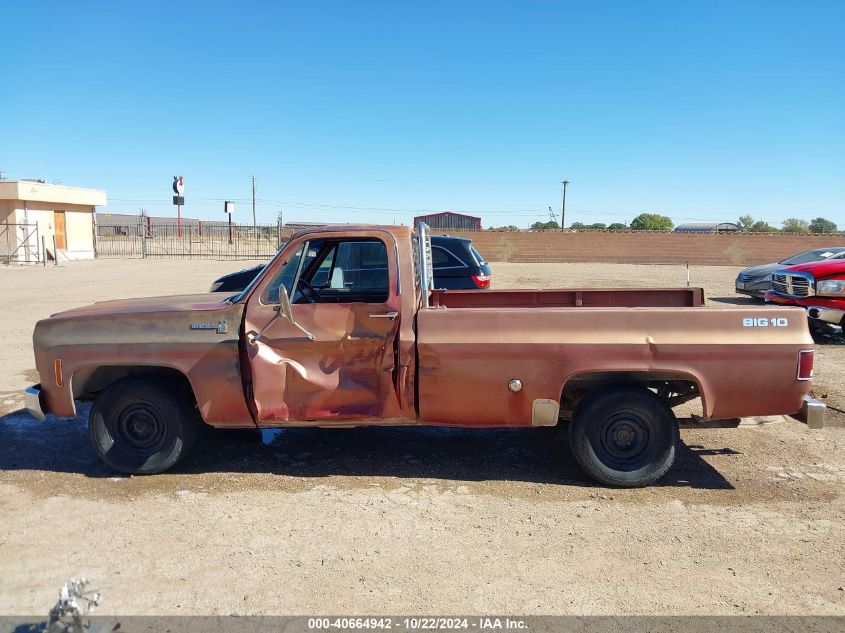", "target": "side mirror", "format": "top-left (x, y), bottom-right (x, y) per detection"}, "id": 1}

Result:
top-left (273, 285), bottom-right (315, 341)
top-left (275, 285), bottom-right (296, 322)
